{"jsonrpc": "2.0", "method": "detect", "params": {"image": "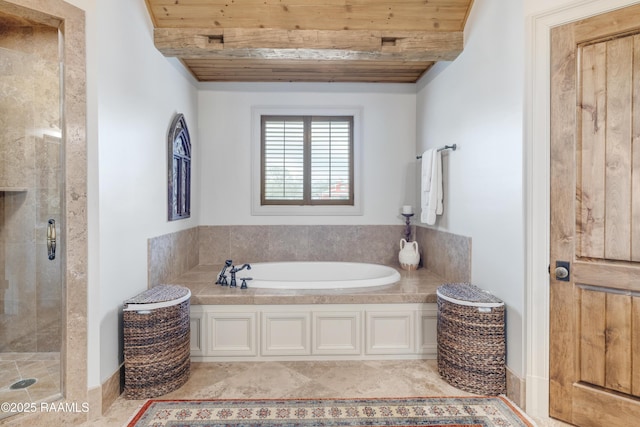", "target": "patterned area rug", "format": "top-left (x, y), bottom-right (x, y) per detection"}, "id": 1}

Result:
top-left (127, 396), bottom-right (534, 427)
